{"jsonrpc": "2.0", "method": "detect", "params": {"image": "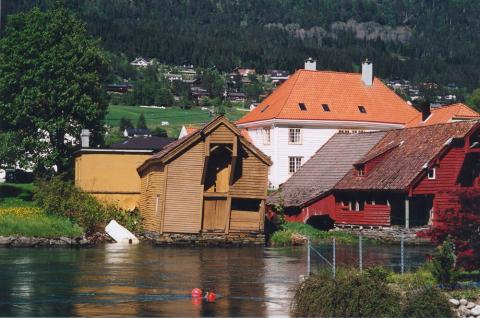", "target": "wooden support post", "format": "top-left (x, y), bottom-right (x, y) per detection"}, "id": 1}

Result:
top-left (405, 197), bottom-right (410, 229)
